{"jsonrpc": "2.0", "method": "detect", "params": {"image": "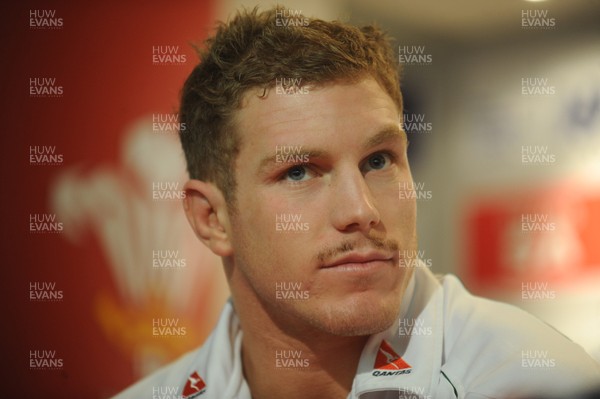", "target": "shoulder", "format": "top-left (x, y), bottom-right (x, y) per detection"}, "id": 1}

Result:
top-left (111, 301), bottom-right (236, 399)
top-left (111, 347), bottom-right (205, 399)
top-left (437, 273), bottom-right (600, 398)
